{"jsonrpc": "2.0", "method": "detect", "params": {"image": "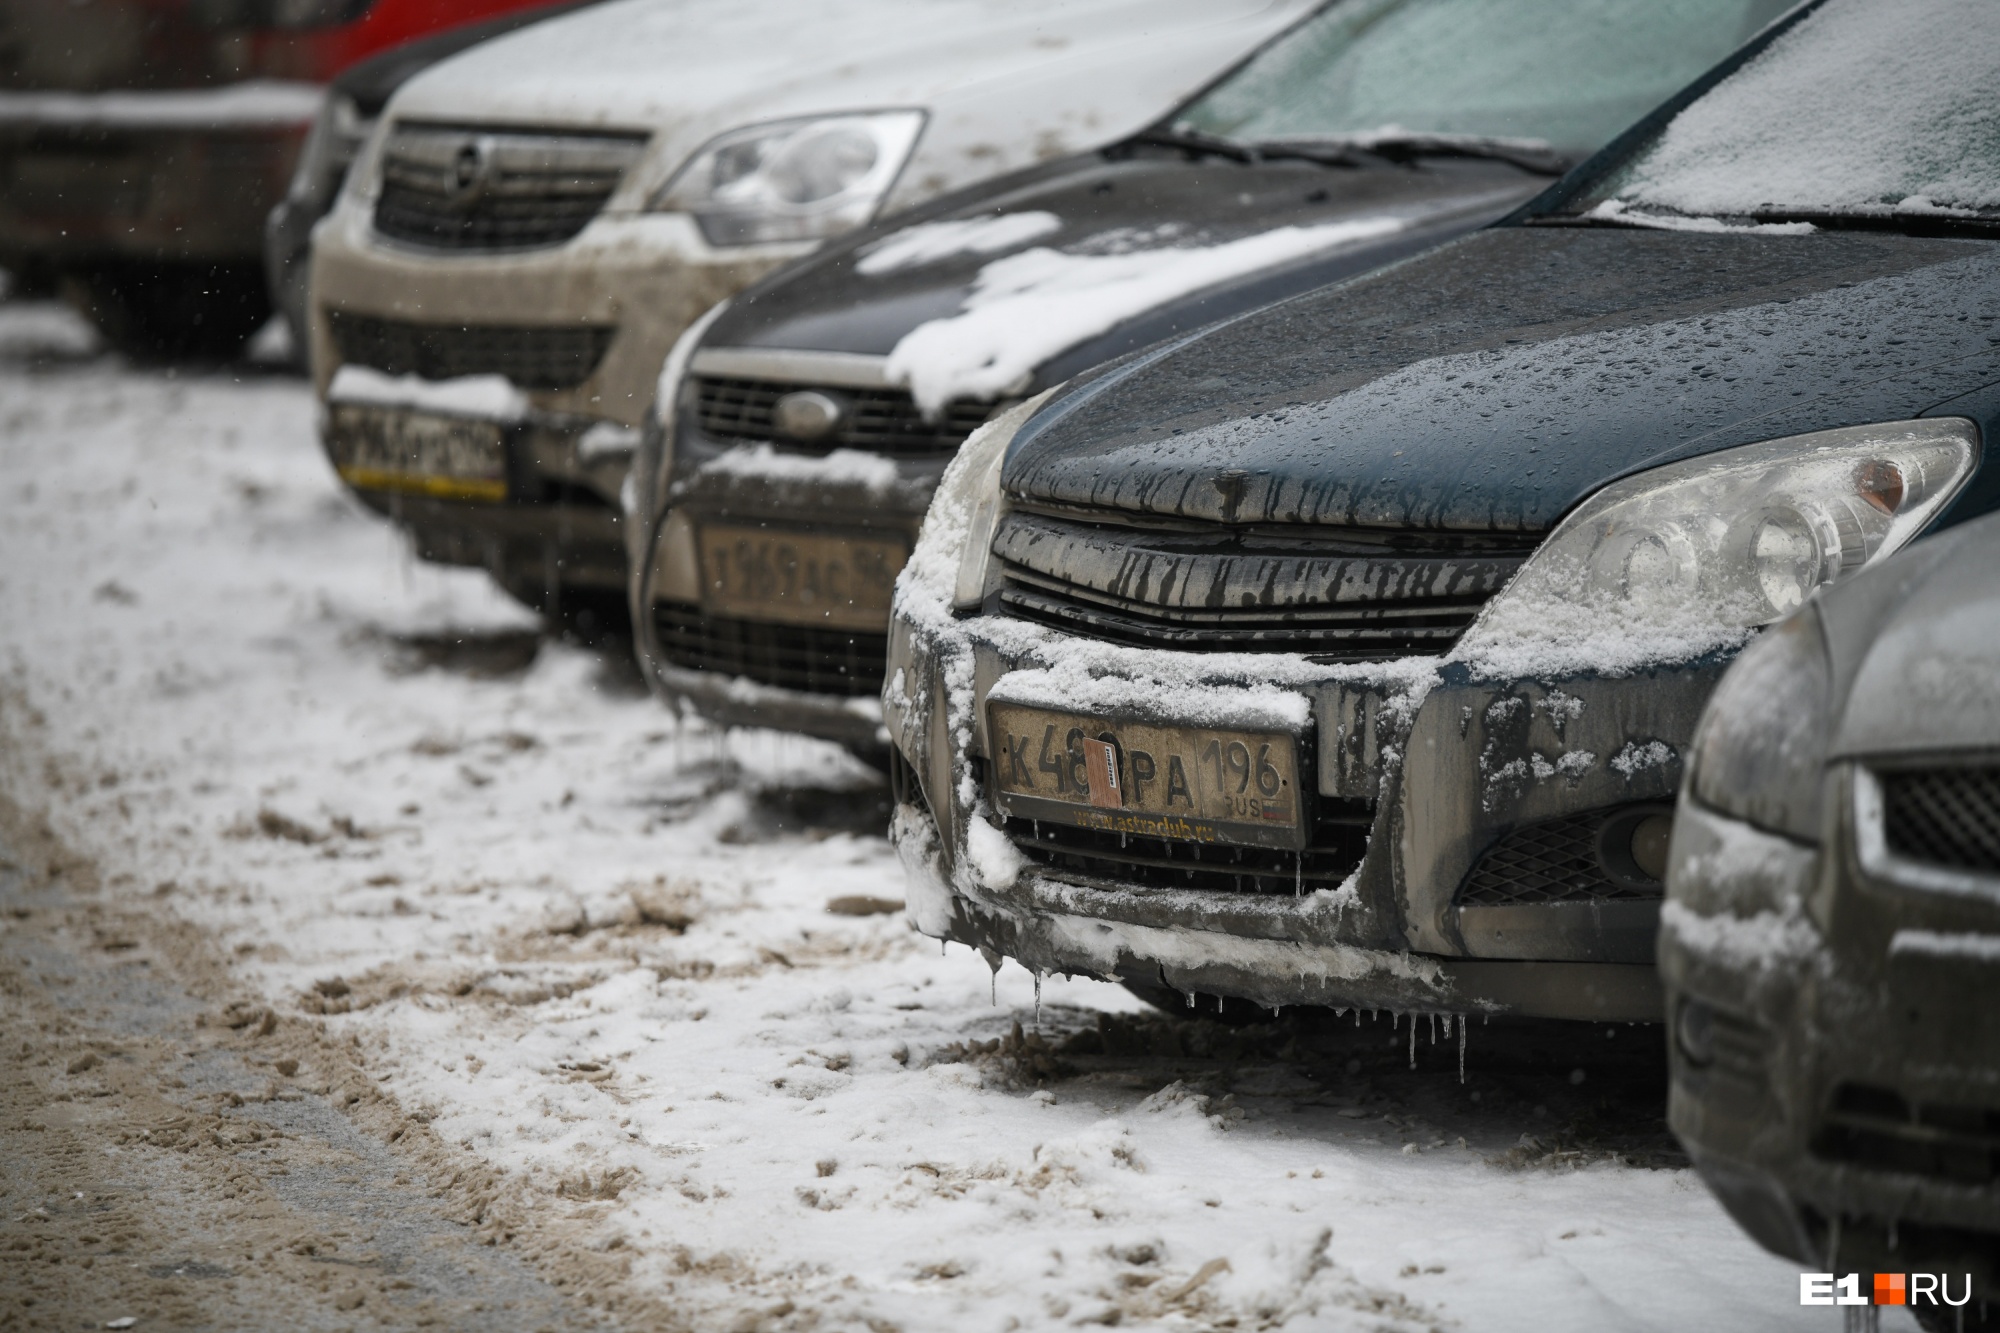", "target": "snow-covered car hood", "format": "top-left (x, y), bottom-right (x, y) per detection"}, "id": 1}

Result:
top-left (1002, 226), bottom-right (2000, 532)
top-left (702, 149), bottom-right (1547, 411)
top-left (383, 0), bottom-right (1316, 214)
top-left (1822, 509), bottom-right (2000, 760)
